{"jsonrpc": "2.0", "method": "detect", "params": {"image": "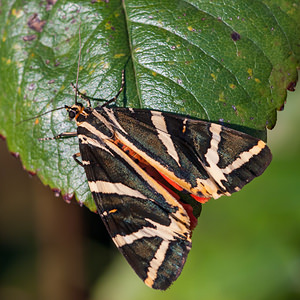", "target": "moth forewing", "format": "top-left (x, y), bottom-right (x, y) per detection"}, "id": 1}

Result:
top-left (91, 107), bottom-right (272, 200)
top-left (77, 117), bottom-right (193, 289)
